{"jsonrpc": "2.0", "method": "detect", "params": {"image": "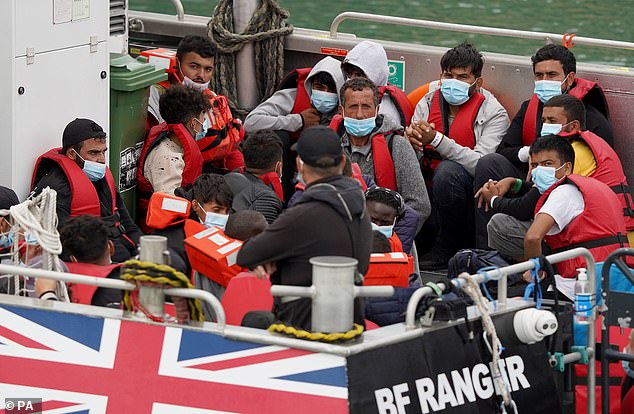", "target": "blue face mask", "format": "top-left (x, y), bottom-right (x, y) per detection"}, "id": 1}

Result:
top-left (440, 78), bottom-right (476, 106)
top-left (193, 117), bottom-right (208, 141)
top-left (203, 211), bottom-right (229, 230)
top-left (344, 115), bottom-right (376, 138)
top-left (371, 222), bottom-right (394, 239)
top-left (310, 89), bottom-right (338, 114)
top-left (0, 231), bottom-right (13, 248)
top-left (75, 150), bottom-right (106, 181)
top-left (540, 123), bottom-right (563, 136)
top-left (531, 164), bottom-right (567, 193)
top-left (534, 75), bottom-right (568, 103)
